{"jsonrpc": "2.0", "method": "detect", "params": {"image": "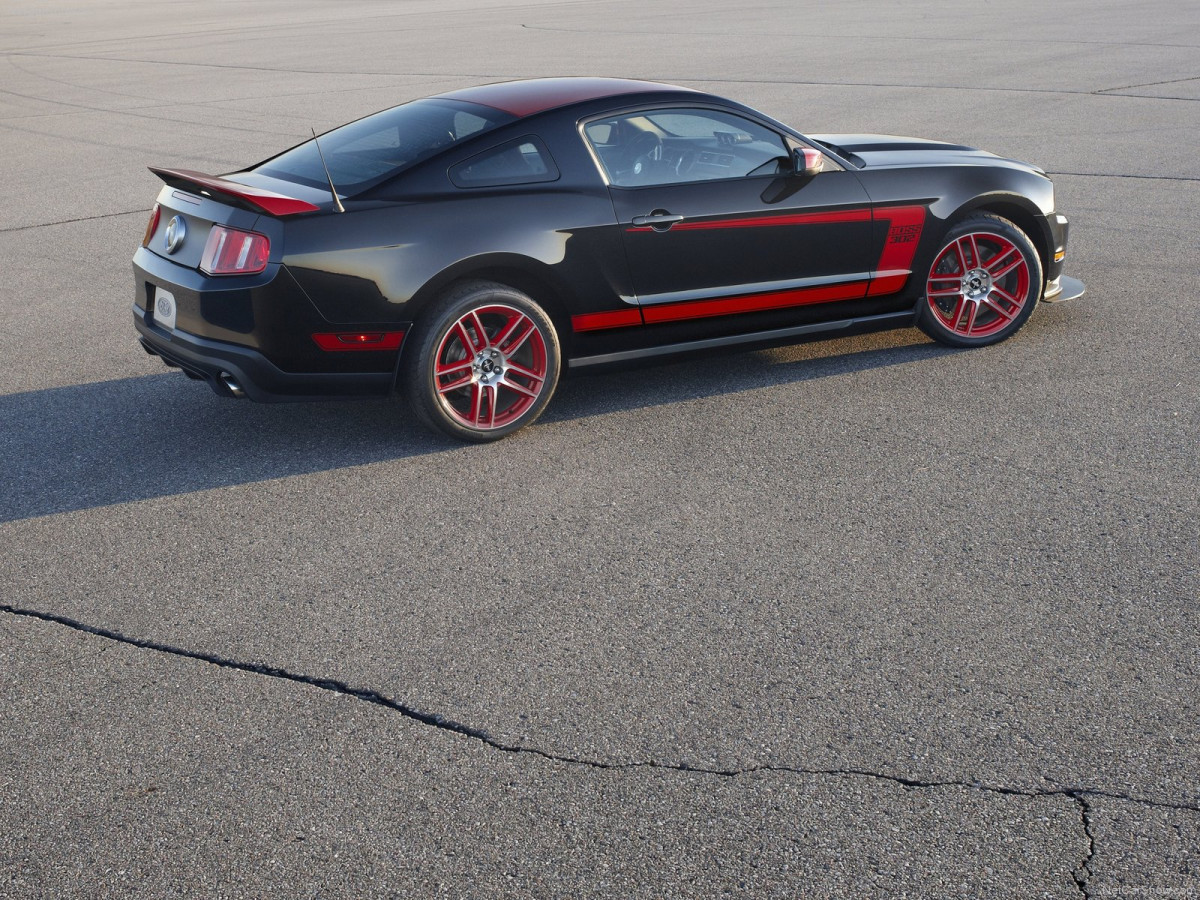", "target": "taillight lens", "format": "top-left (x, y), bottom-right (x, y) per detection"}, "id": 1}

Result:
top-left (142, 203), bottom-right (161, 247)
top-left (200, 225), bottom-right (270, 276)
